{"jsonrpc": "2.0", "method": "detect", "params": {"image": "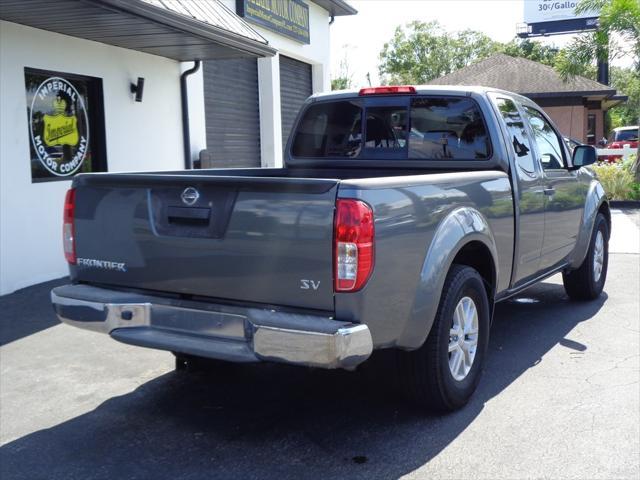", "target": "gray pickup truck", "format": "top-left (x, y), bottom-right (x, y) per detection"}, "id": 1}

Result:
top-left (52, 86), bottom-right (610, 411)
